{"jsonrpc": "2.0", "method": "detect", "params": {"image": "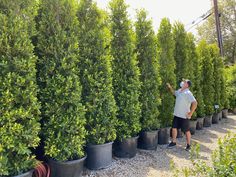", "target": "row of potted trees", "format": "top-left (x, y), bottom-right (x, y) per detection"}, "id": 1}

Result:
top-left (0, 0), bottom-right (232, 177)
